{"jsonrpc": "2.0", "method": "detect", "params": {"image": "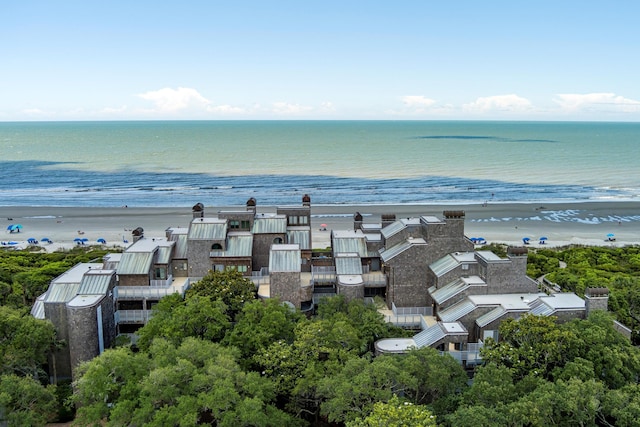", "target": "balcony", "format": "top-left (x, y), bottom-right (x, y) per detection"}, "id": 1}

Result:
top-left (114, 277), bottom-right (190, 300)
top-left (115, 310), bottom-right (152, 324)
